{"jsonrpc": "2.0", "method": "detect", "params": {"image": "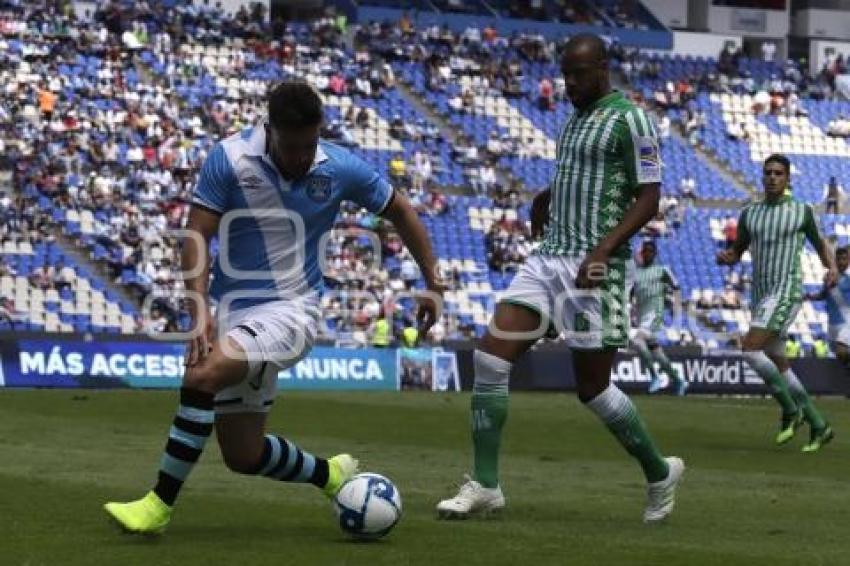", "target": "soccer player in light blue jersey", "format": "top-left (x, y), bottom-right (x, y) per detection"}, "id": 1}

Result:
top-left (104, 81), bottom-right (444, 534)
top-left (806, 245), bottom-right (850, 367)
